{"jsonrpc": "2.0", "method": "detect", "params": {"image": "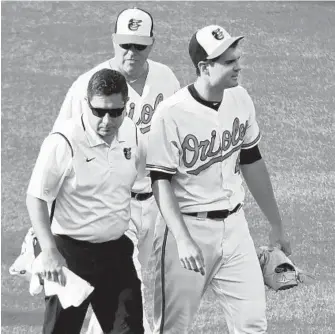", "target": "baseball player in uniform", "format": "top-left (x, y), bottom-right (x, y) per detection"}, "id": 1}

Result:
top-left (26, 69), bottom-right (145, 334)
top-left (147, 25), bottom-right (292, 333)
top-left (52, 8), bottom-right (180, 333)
